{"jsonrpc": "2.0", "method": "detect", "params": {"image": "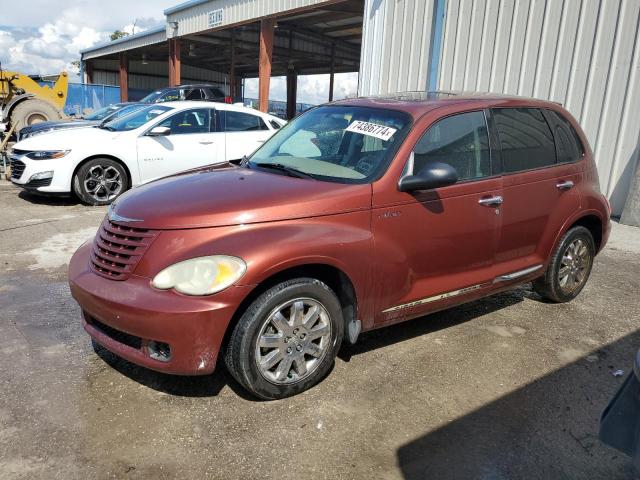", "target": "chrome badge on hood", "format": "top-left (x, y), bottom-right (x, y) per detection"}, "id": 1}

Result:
top-left (108, 203), bottom-right (143, 223)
